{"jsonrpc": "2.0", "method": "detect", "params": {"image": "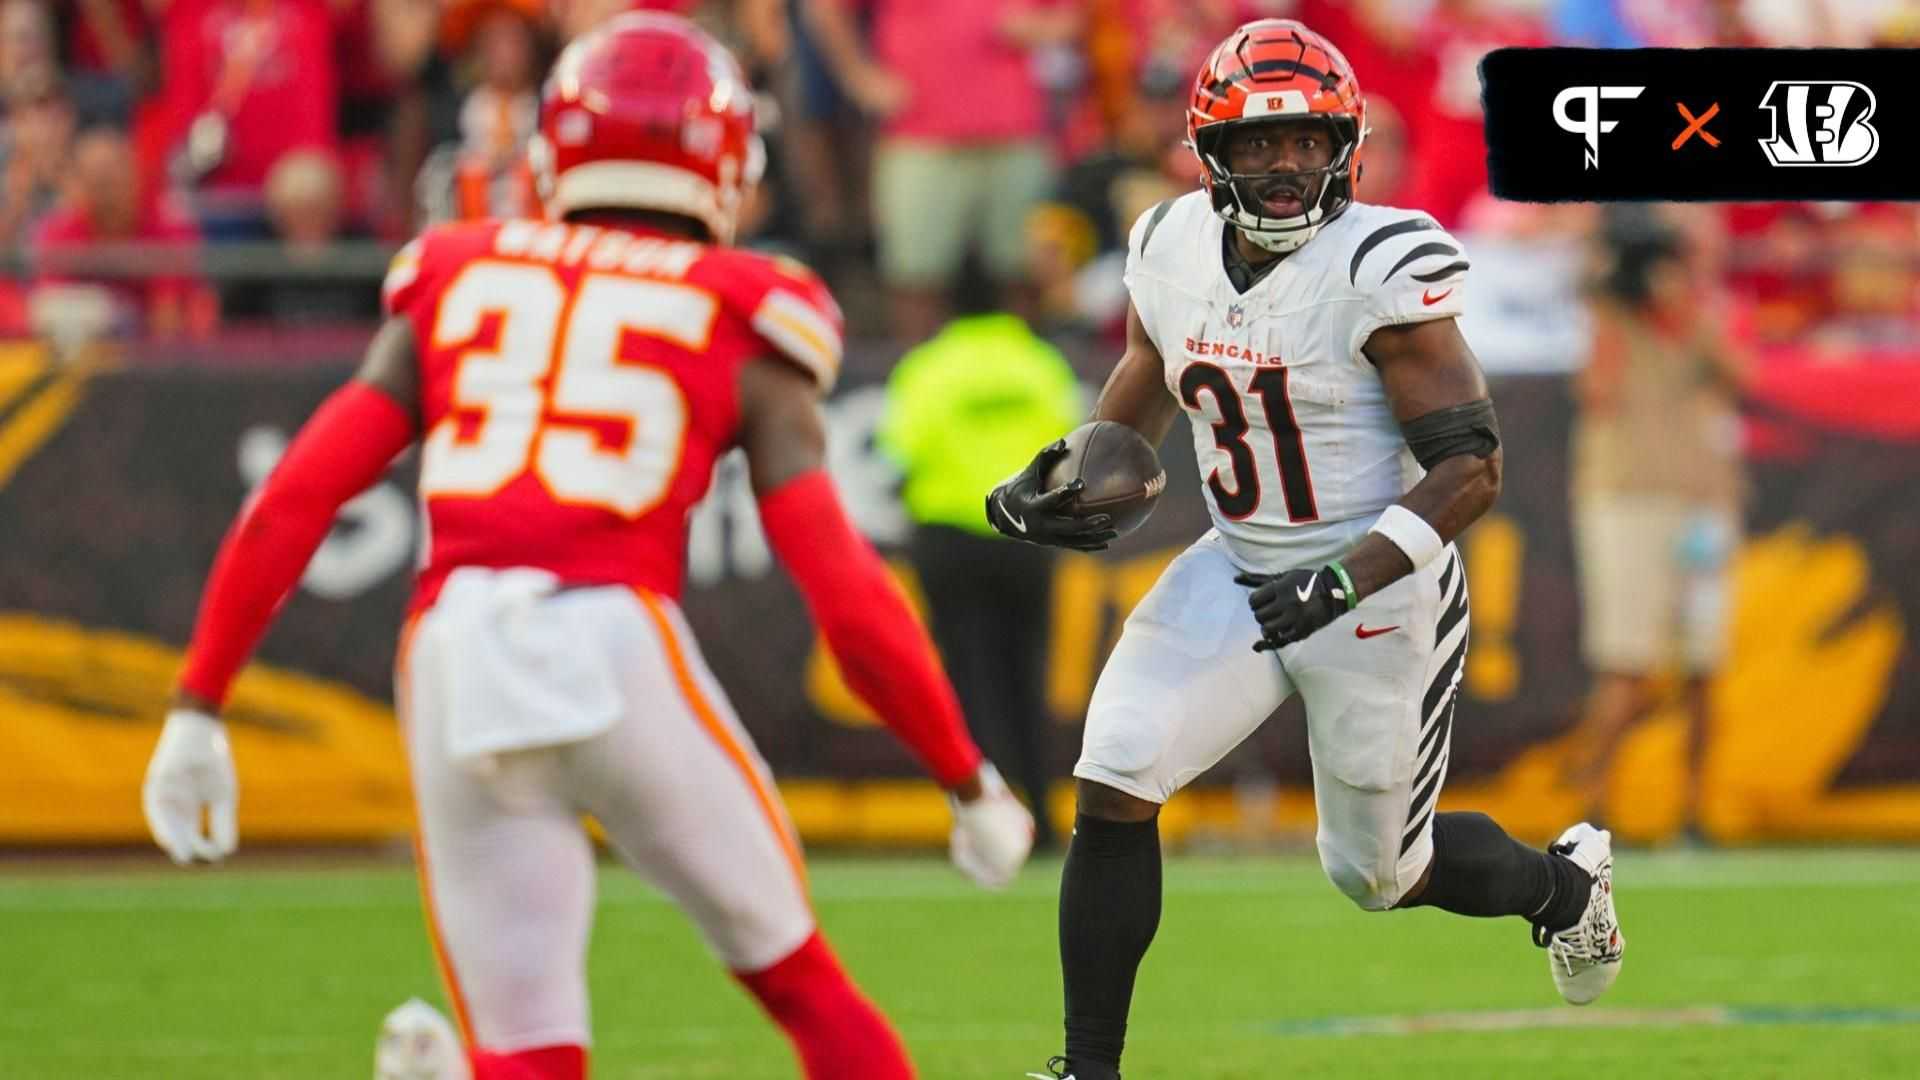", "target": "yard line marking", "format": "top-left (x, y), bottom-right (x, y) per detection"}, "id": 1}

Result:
top-left (1264, 1005), bottom-right (1920, 1037)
